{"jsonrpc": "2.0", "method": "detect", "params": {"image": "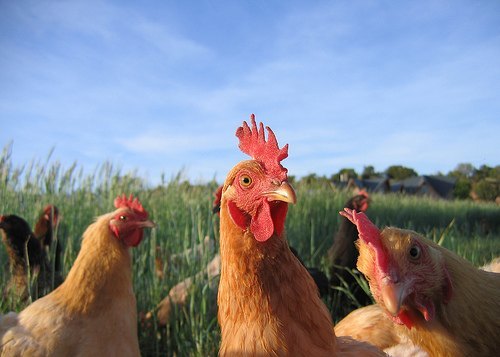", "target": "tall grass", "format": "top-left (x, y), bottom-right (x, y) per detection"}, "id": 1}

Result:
top-left (1, 146), bottom-right (499, 356)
